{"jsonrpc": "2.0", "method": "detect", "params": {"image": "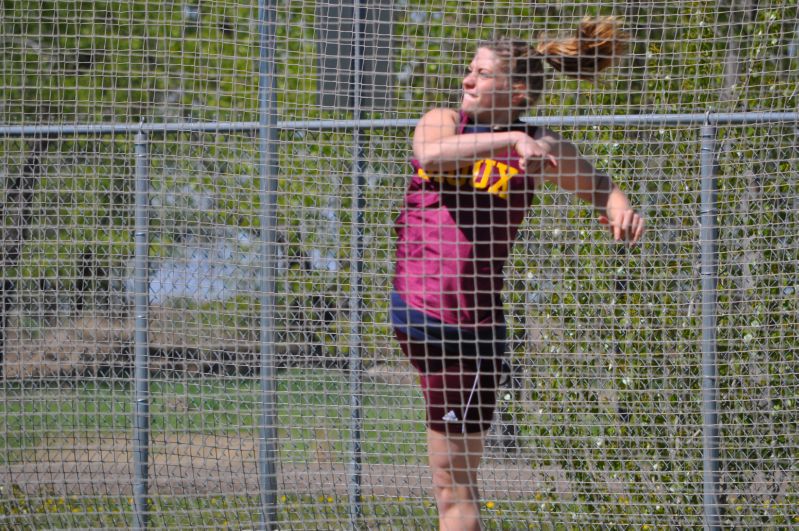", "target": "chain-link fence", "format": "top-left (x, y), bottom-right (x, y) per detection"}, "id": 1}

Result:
top-left (1, 1), bottom-right (797, 529)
